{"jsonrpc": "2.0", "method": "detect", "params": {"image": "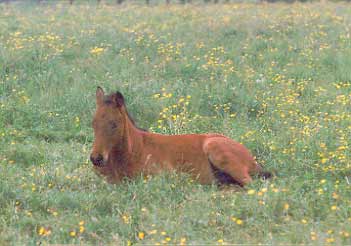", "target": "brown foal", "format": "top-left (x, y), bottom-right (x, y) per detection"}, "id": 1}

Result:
top-left (90, 87), bottom-right (271, 186)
